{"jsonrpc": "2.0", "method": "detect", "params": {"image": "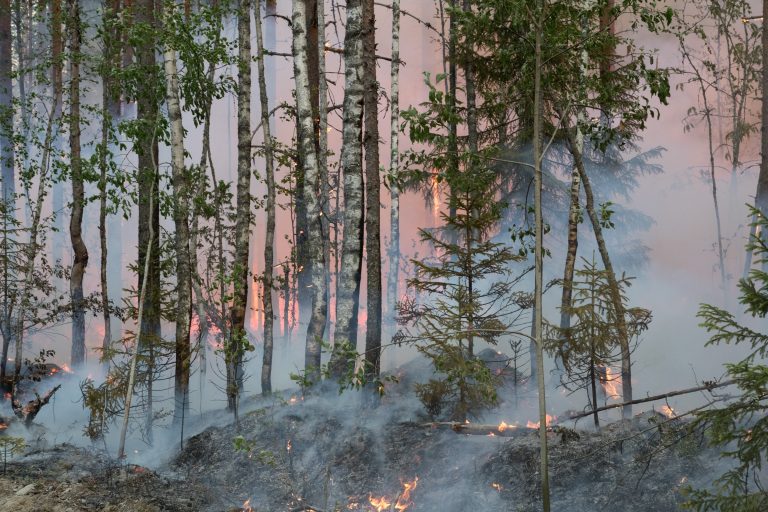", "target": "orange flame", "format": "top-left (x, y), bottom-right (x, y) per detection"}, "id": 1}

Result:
top-left (659, 405), bottom-right (675, 418)
top-left (491, 482), bottom-right (503, 492)
top-left (368, 477), bottom-right (419, 512)
top-left (498, 421), bottom-right (510, 432)
top-left (602, 367), bottom-right (621, 398)
top-left (526, 414), bottom-right (556, 429)
top-left (61, 363), bottom-right (73, 374)
top-left (242, 498), bottom-right (253, 512)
